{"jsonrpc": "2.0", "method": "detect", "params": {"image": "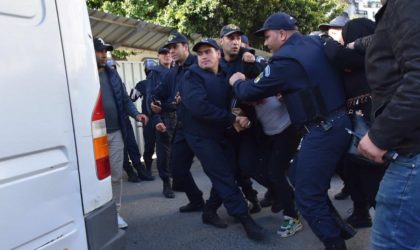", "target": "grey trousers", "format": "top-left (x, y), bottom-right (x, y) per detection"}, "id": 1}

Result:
top-left (108, 130), bottom-right (124, 211)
